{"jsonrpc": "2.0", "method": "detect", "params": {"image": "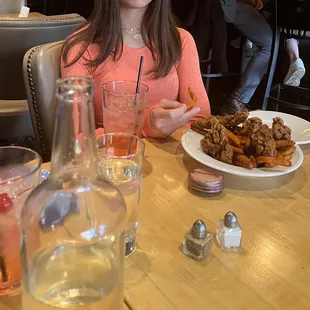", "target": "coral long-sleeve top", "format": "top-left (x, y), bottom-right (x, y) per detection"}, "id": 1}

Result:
top-left (61, 28), bottom-right (210, 137)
